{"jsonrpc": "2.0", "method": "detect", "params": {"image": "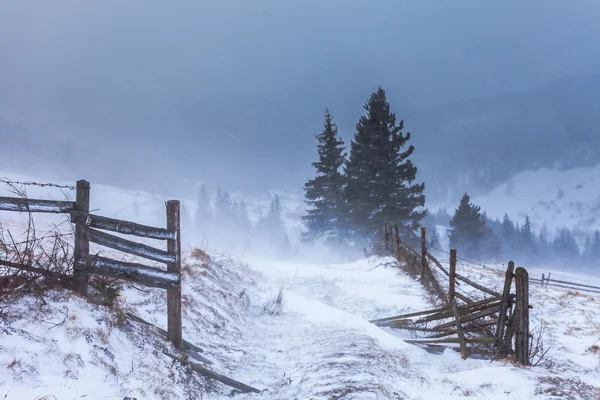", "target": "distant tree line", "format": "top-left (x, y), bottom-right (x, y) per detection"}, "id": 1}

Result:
top-left (425, 193), bottom-right (600, 267)
top-left (192, 185), bottom-right (290, 256)
top-left (303, 87), bottom-right (425, 251)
